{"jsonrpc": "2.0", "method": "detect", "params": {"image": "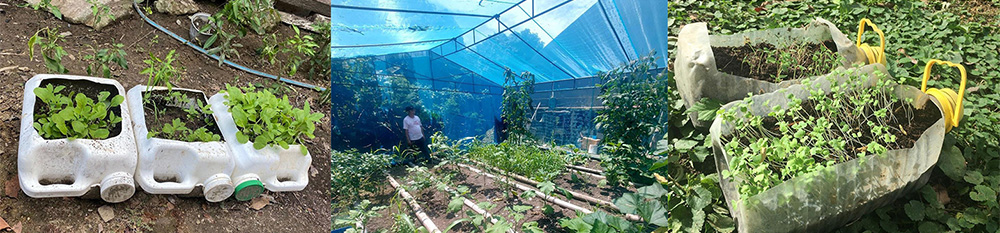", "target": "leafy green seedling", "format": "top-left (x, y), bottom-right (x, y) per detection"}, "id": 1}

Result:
top-left (223, 84), bottom-right (324, 155)
top-left (84, 43), bottom-right (128, 79)
top-left (33, 84), bottom-right (124, 140)
top-left (28, 27), bottom-right (69, 74)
